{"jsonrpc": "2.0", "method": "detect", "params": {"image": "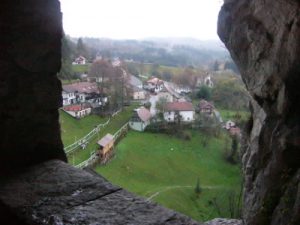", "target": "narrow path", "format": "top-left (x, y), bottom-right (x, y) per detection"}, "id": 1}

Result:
top-left (146, 185), bottom-right (223, 201)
